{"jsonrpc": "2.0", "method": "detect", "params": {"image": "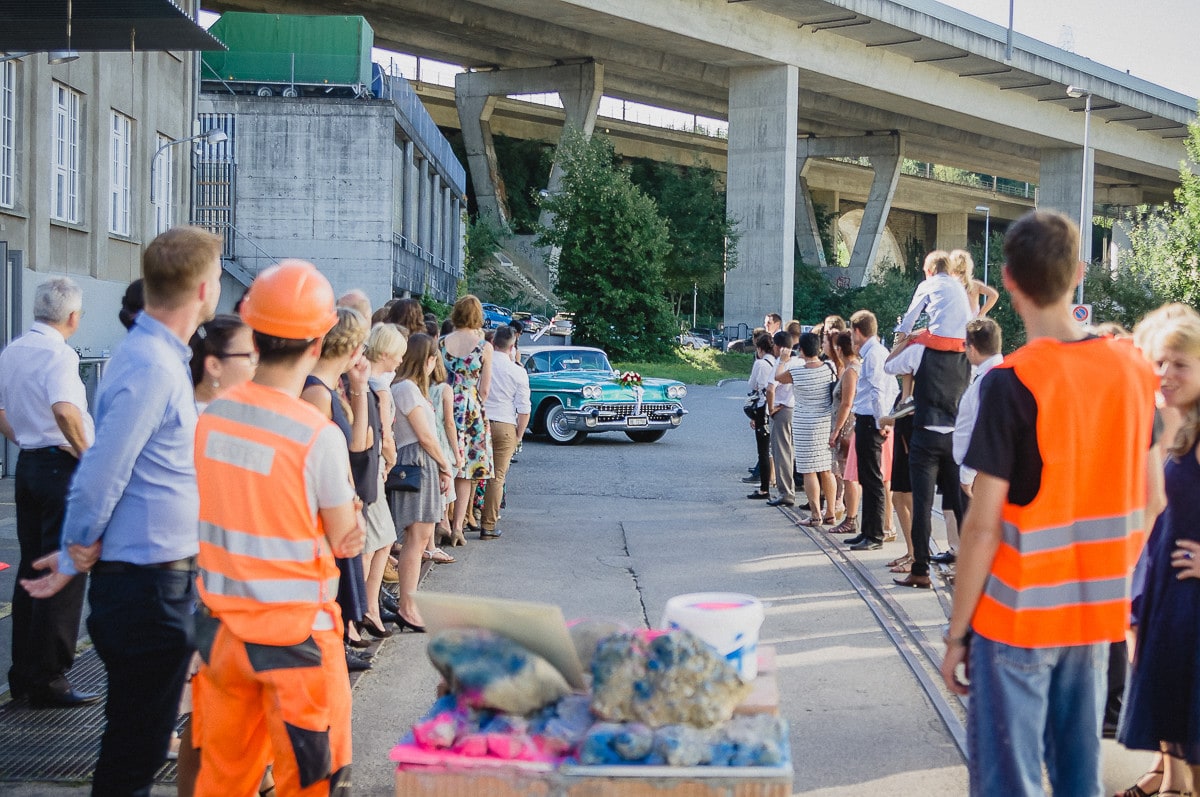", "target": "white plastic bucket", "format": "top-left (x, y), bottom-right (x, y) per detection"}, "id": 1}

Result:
top-left (660, 592), bottom-right (765, 680)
